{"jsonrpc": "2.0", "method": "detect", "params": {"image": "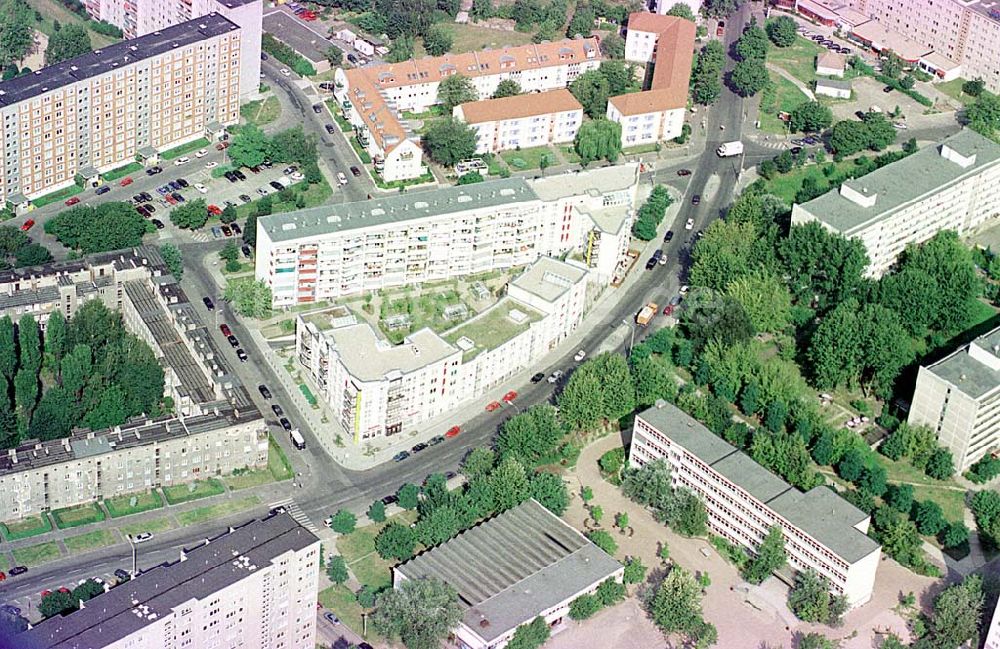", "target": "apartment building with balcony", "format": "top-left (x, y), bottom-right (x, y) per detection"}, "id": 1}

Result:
top-left (453, 89), bottom-right (584, 154)
top-left (85, 0), bottom-right (261, 99)
top-left (0, 14), bottom-right (243, 206)
top-left (18, 513), bottom-right (320, 649)
top-left (631, 402), bottom-right (882, 608)
top-left (295, 257), bottom-right (588, 442)
top-left (790, 129), bottom-right (1000, 277)
top-left (611, 13), bottom-right (695, 147)
top-left (332, 37), bottom-right (601, 181)
top-left (908, 326), bottom-right (1000, 472)
top-left (254, 164), bottom-right (639, 307)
